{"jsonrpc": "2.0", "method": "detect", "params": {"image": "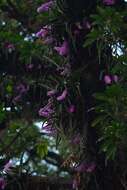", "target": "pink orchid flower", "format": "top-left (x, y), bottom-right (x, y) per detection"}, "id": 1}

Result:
top-left (54, 40), bottom-right (69, 56)
top-left (36, 26), bottom-right (51, 38)
top-left (4, 161), bottom-right (12, 173)
top-left (37, 1), bottom-right (54, 13)
top-left (57, 89), bottom-right (68, 101)
top-left (104, 75), bottom-right (112, 84)
top-left (47, 89), bottom-right (57, 97)
top-left (103, 0), bottom-right (115, 5)
top-left (39, 102), bottom-right (54, 118)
